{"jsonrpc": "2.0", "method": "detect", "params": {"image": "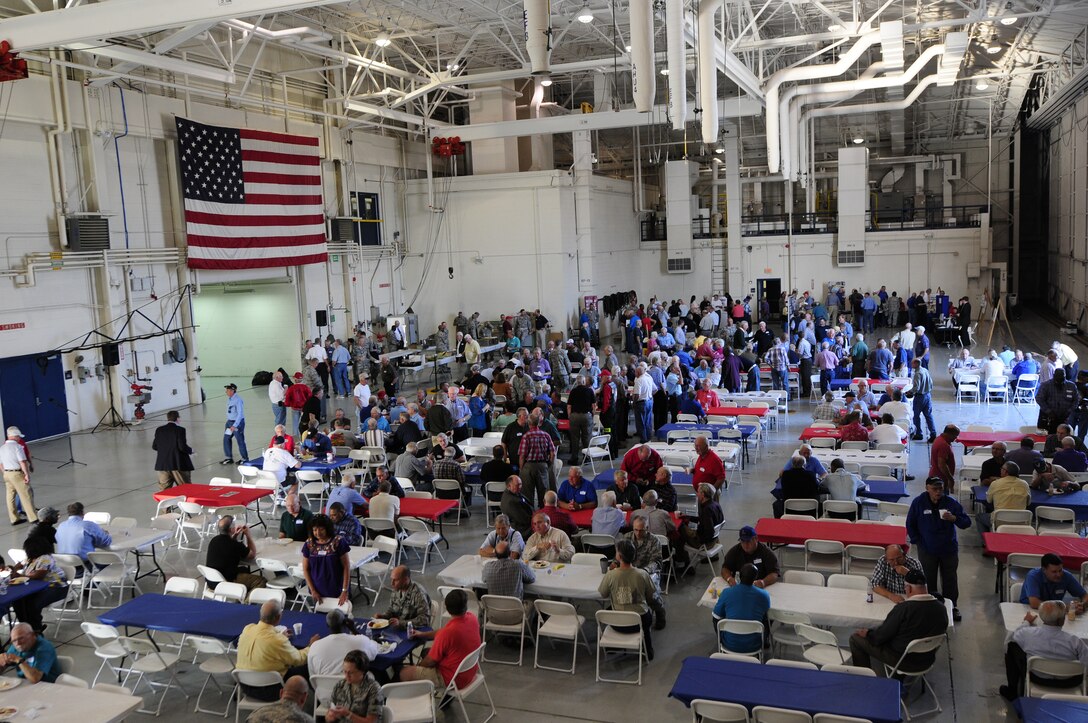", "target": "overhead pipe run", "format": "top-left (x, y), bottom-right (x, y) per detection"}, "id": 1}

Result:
top-left (665, 0), bottom-right (687, 130)
top-left (629, 0), bottom-right (655, 111)
top-left (523, 0), bottom-right (551, 75)
top-left (763, 27), bottom-right (881, 174)
top-left (697, 0), bottom-right (723, 144)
